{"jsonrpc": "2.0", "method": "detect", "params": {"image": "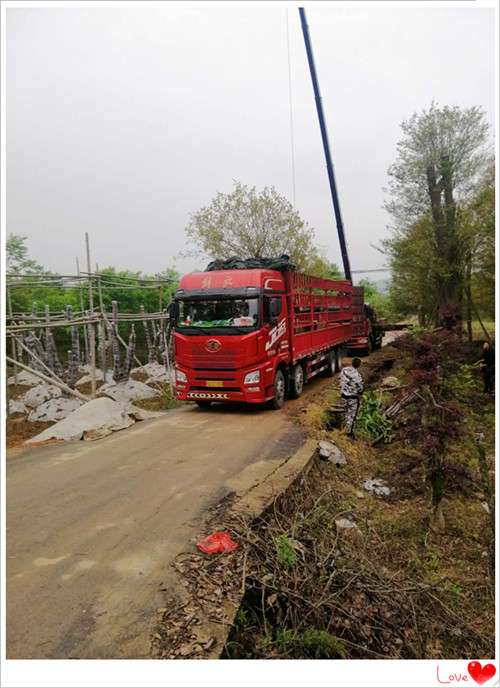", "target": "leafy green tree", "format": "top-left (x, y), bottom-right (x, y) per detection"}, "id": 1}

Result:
top-left (6, 234), bottom-right (44, 274)
top-left (460, 163), bottom-right (495, 337)
top-left (384, 103), bottom-right (490, 326)
top-left (186, 182), bottom-right (328, 274)
top-left (383, 216), bottom-right (438, 321)
top-left (303, 256), bottom-right (342, 280)
top-left (95, 267), bottom-right (179, 314)
top-left (358, 279), bottom-right (392, 319)
top-left (6, 234), bottom-right (63, 314)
